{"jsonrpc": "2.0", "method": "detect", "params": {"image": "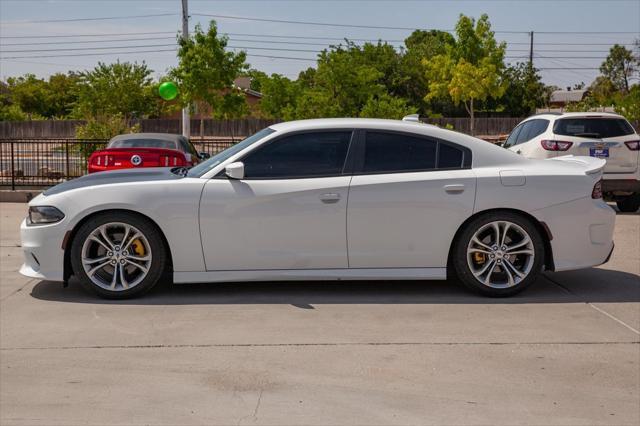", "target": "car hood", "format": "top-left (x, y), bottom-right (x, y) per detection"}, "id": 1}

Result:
top-left (44, 167), bottom-right (184, 196)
